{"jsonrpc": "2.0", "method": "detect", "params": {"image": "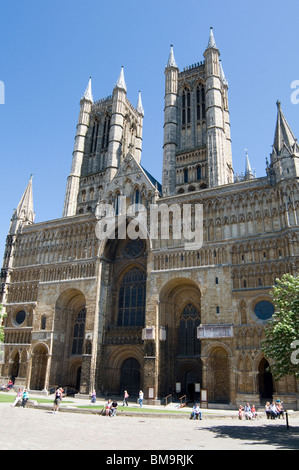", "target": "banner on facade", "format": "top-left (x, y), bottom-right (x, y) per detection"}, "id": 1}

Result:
top-left (197, 324), bottom-right (233, 339)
